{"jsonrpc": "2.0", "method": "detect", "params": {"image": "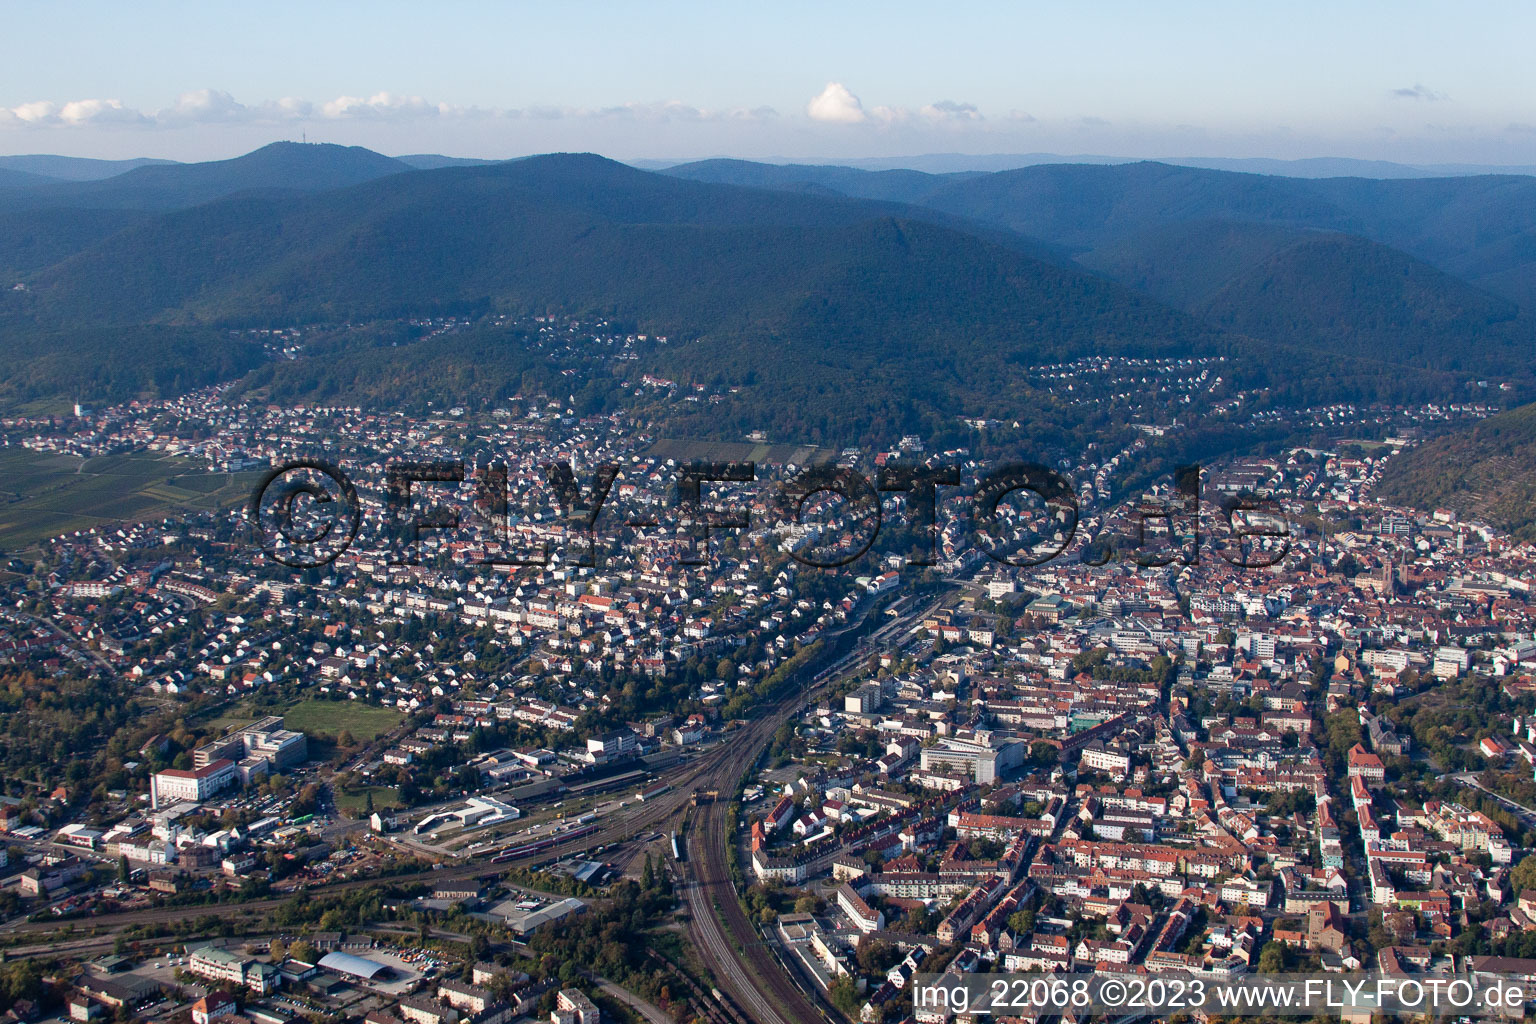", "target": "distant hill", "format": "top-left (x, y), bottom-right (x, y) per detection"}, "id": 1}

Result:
top-left (916, 163), bottom-right (1536, 314)
top-left (659, 152), bottom-right (1536, 178)
top-left (1160, 156), bottom-right (1536, 179)
top-left (0, 142), bottom-right (411, 212)
top-left (665, 158), bottom-right (969, 204)
top-left (0, 207), bottom-right (152, 279)
top-left (1, 153), bottom-right (1241, 440)
top-left (0, 147), bottom-right (1524, 443)
top-left (394, 154), bottom-right (501, 170)
top-left (1078, 220), bottom-right (1309, 308)
top-left (0, 154), bottom-right (177, 182)
top-left (667, 159), bottom-right (1536, 316)
top-left (0, 167), bottom-right (59, 189)
top-left (1375, 402), bottom-right (1536, 541)
top-left (10, 153), bottom-right (1091, 328)
top-left (1079, 220), bottom-right (1534, 376)
top-left (917, 162), bottom-right (1358, 249)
